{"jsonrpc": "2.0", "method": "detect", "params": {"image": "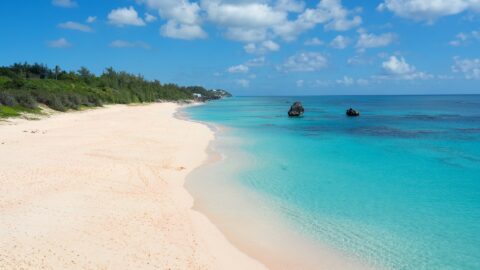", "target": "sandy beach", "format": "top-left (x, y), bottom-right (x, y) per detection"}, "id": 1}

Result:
top-left (0, 103), bottom-right (266, 270)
